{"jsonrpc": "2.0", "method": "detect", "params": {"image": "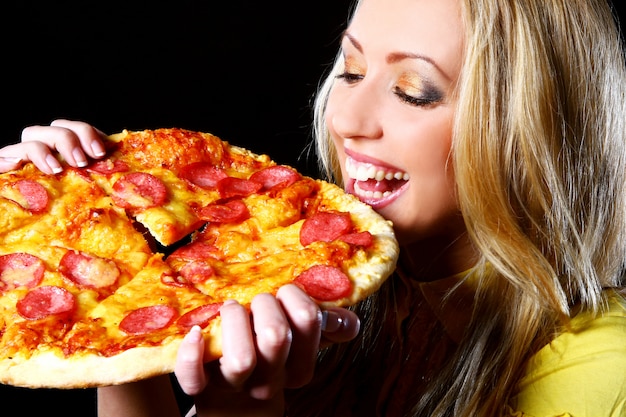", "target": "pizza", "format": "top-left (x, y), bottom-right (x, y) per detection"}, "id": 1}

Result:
top-left (0, 128), bottom-right (398, 389)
